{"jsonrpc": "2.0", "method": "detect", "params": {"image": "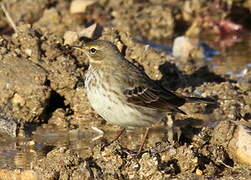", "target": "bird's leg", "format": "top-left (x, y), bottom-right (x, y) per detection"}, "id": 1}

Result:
top-left (101, 128), bottom-right (126, 150)
top-left (176, 126), bottom-right (182, 142)
top-left (109, 128), bottom-right (126, 144)
top-left (138, 127), bottom-right (150, 154)
top-left (167, 114), bottom-right (175, 144)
